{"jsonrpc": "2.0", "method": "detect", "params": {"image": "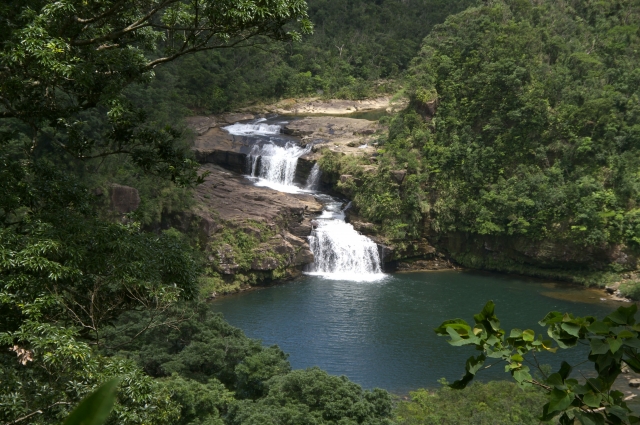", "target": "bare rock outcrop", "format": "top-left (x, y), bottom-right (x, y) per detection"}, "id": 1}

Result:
top-left (110, 184), bottom-right (140, 214)
top-left (190, 164), bottom-right (322, 279)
